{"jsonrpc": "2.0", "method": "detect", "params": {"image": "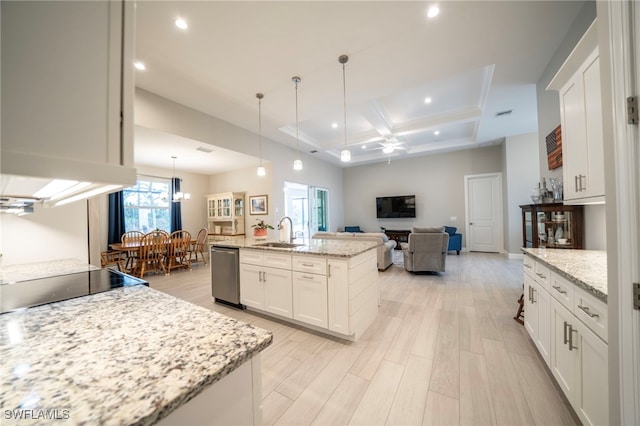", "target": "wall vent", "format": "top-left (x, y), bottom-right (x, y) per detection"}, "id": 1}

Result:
top-left (496, 110), bottom-right (513, 117)
top-left (196, 146), bottom-right (214, 153)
